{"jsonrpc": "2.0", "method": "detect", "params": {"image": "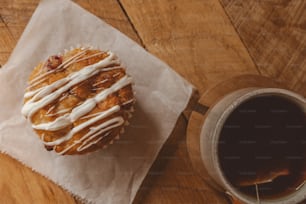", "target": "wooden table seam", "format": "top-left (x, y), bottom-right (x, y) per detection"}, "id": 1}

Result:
top-left (117, 0), bottom-right (147, 49)
top-left (218, 0), bottom-right (262, 76)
